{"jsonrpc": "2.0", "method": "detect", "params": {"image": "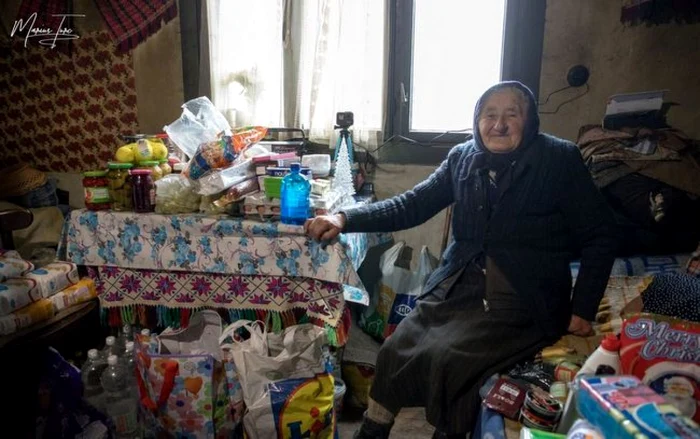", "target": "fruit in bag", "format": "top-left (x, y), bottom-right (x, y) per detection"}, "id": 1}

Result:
top-left (184, 126), bottom-right (267, 180)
